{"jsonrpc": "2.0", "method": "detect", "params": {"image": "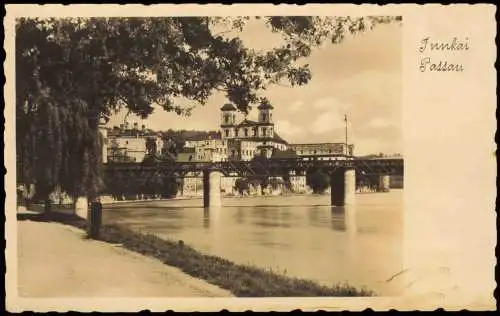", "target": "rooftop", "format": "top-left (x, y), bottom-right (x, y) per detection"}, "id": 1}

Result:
top-left (257, 102), bottom-right (274, 110)
top-left (107, 127), bottom-right (161, 138)
top-left (185, 131), bottom-right (222, 141)
top-left (273, 132), bottom-right (288, 145)
top-left (237, 119), bottom-right (260, 127)
top-left (220, 103), bottom-right (237, 111)
top-left (271, 149), bottom-right (298, 159)
top-left (290, 142), bottom-right (349, 147)
top-left (236, 133), bottom-right (288, 145)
